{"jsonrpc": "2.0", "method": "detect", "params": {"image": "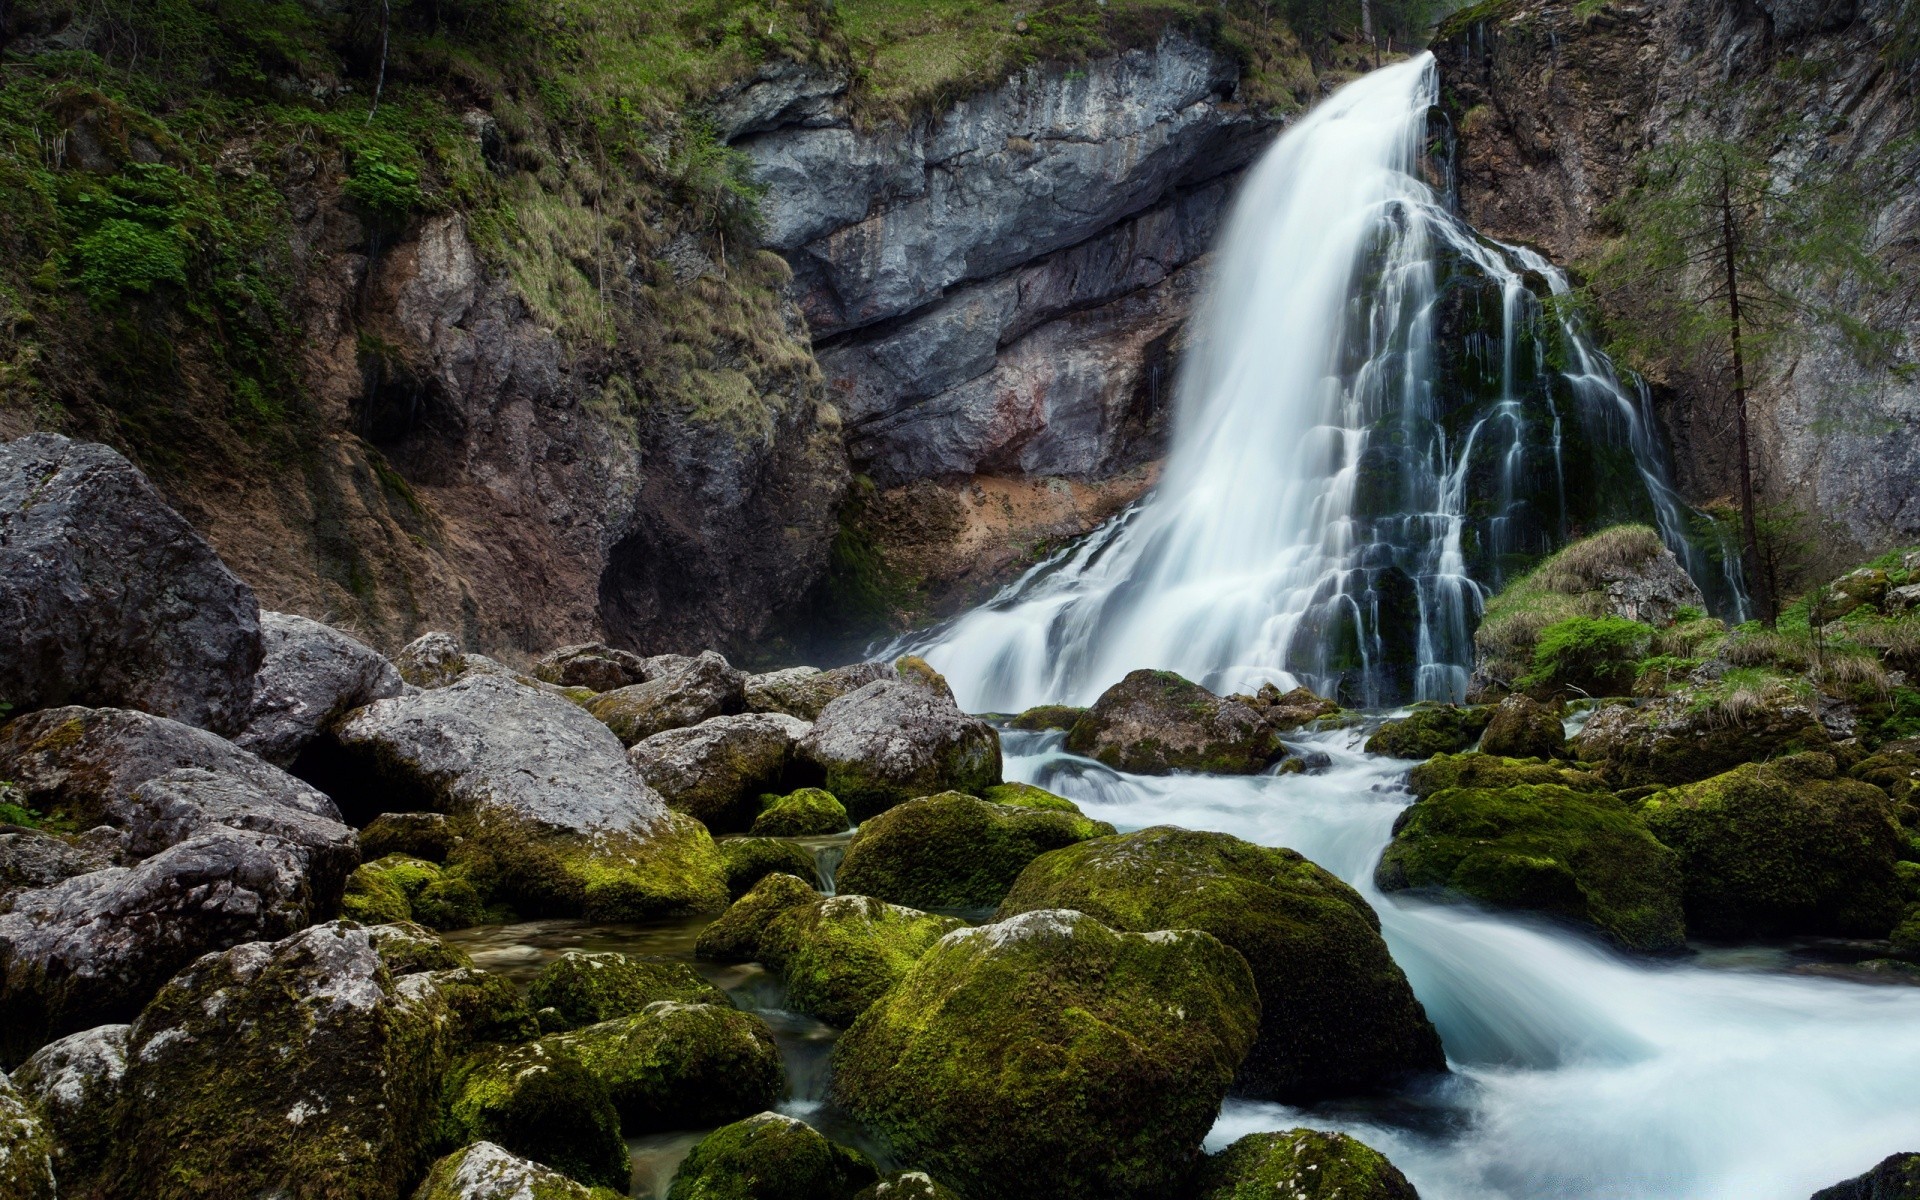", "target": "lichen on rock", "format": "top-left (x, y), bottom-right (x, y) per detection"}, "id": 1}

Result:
top-left (525, 950), bottom-right (730, 1032)
top-left (1195, 1128), bottom-right (1419, 1200)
